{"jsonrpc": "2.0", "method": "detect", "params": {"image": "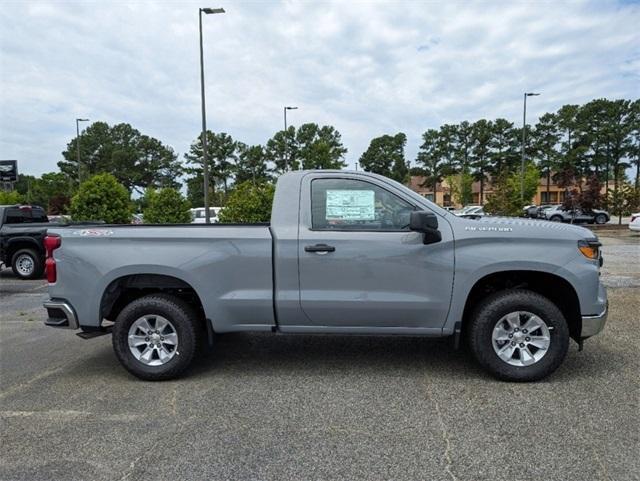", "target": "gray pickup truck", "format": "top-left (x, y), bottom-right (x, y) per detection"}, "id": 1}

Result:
top-left (43, 170), bottom-right (608, 382)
